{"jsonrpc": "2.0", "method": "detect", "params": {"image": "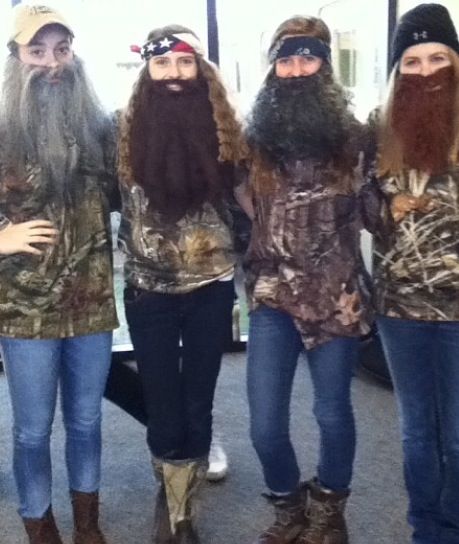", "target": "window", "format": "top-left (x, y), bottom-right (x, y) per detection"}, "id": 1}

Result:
top-left (217, 0), bottom-right (389, 120)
